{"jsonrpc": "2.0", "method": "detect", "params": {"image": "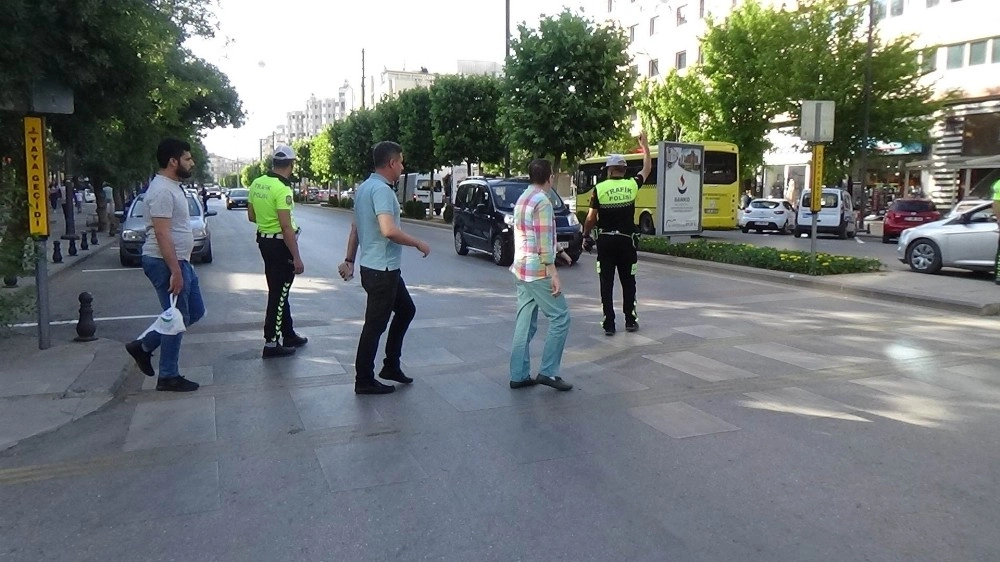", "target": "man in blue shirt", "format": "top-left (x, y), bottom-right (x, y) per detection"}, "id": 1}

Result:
top-left (340, 141), bottom-right (430, 395)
